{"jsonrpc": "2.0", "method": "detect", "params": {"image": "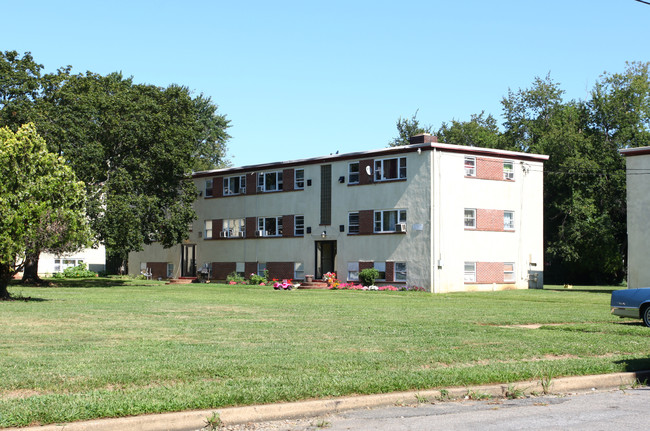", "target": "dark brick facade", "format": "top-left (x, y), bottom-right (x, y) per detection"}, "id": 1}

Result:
top-left (267, 262), bottom-right (294, 280)
top-left (283, 168), bottom-right (294, 191)
top-left (359, 159), bottom-right (374, 185)
top-left (212, 262), bottom-right (236, 280)
top-left (282, 215), bottom-right (294, 237)
top-left (359, 210), bottom-right (374, 235)
top-left (147, 262), bottom-right (168, 280)
top-left (245, 217), bottom-right (257, 239)
top-left (385, 261), bottom-right (395, 282)
top-left (213, 177), bottom-right (223, 198)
